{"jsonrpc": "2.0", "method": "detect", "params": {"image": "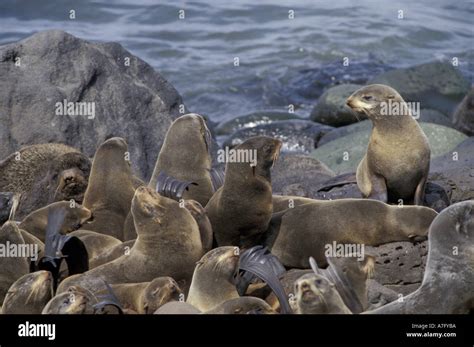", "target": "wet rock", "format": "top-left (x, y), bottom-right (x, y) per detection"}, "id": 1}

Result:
top-left (318, 120), bottom-right (371, 147)
top-left (452, 87), bottom-right (474, 136)
top-left (215, 111), bottom-right (304, 136)
top-left (366, 241), bottom-right (428, 296)
top-left (417, 109), bottom-right (452, 127)
top-left (310, 84), bottom-right (363, 126)
top-left (368, 61), bottom-right (470, 115)
top-left (223, 120), bottom-right (333, 154)
top-left (0, 30), bottom-right (184, 180)
top-left (310, 123), bottom-right (468, 174)
top-left (272, 154), bottom-right (335, 196)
